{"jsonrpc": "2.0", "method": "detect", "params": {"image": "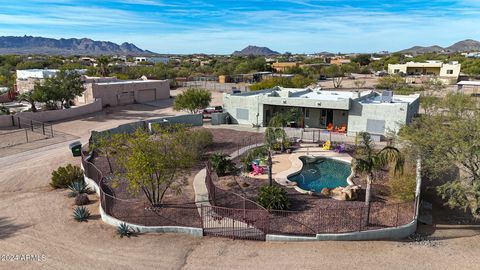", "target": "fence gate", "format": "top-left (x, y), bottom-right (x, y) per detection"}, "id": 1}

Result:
top-left (201, 205), bottom-right (268, 241)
